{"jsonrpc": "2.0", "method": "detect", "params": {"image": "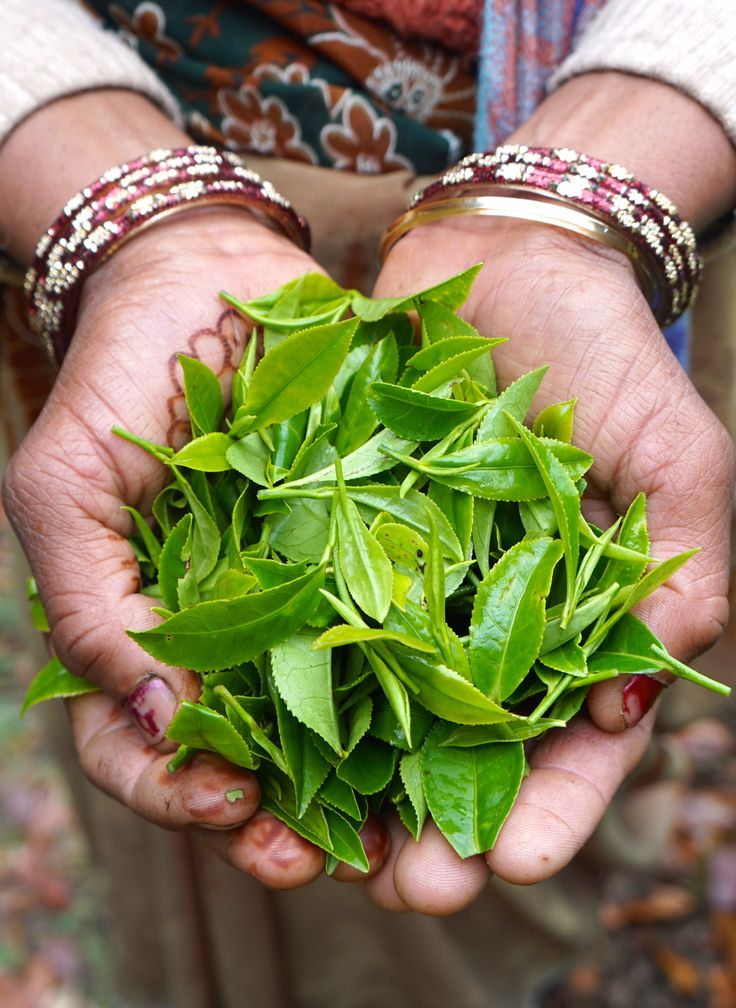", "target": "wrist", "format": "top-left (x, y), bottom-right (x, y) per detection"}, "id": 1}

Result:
top-left (509, 72), bottom-right (736, 232)
top-left (379, 213), bottom-right (640, 319)
top-left (0, 89), bottom-right (190, 264)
